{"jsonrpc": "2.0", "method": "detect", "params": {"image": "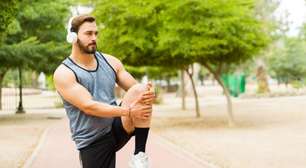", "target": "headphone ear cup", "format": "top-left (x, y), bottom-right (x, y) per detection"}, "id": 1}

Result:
top-left (66, 32), bottom-right (77, 43)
